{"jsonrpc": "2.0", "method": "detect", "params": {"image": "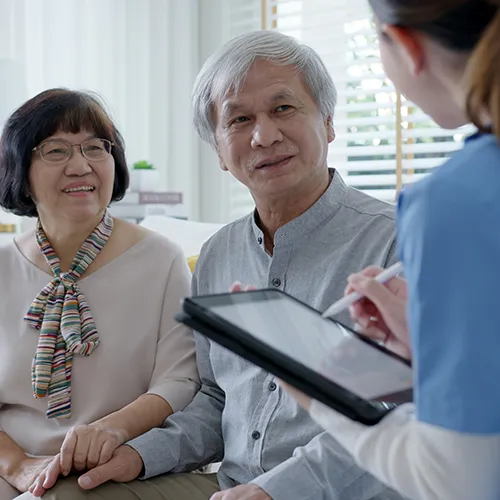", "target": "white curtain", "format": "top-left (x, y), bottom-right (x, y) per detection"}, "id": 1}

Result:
top-left (0, 0), bottom-right (201, 218)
